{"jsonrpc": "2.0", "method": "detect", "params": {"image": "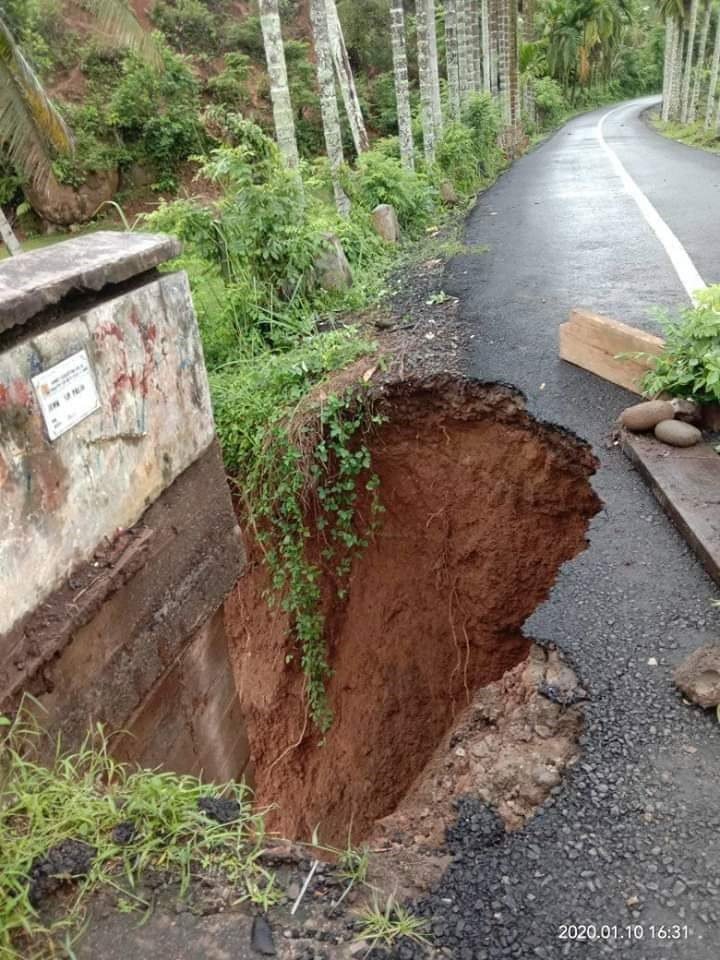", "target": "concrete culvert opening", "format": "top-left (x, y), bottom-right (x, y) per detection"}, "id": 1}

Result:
top-left (225, 375), bottom-right (601, 847)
